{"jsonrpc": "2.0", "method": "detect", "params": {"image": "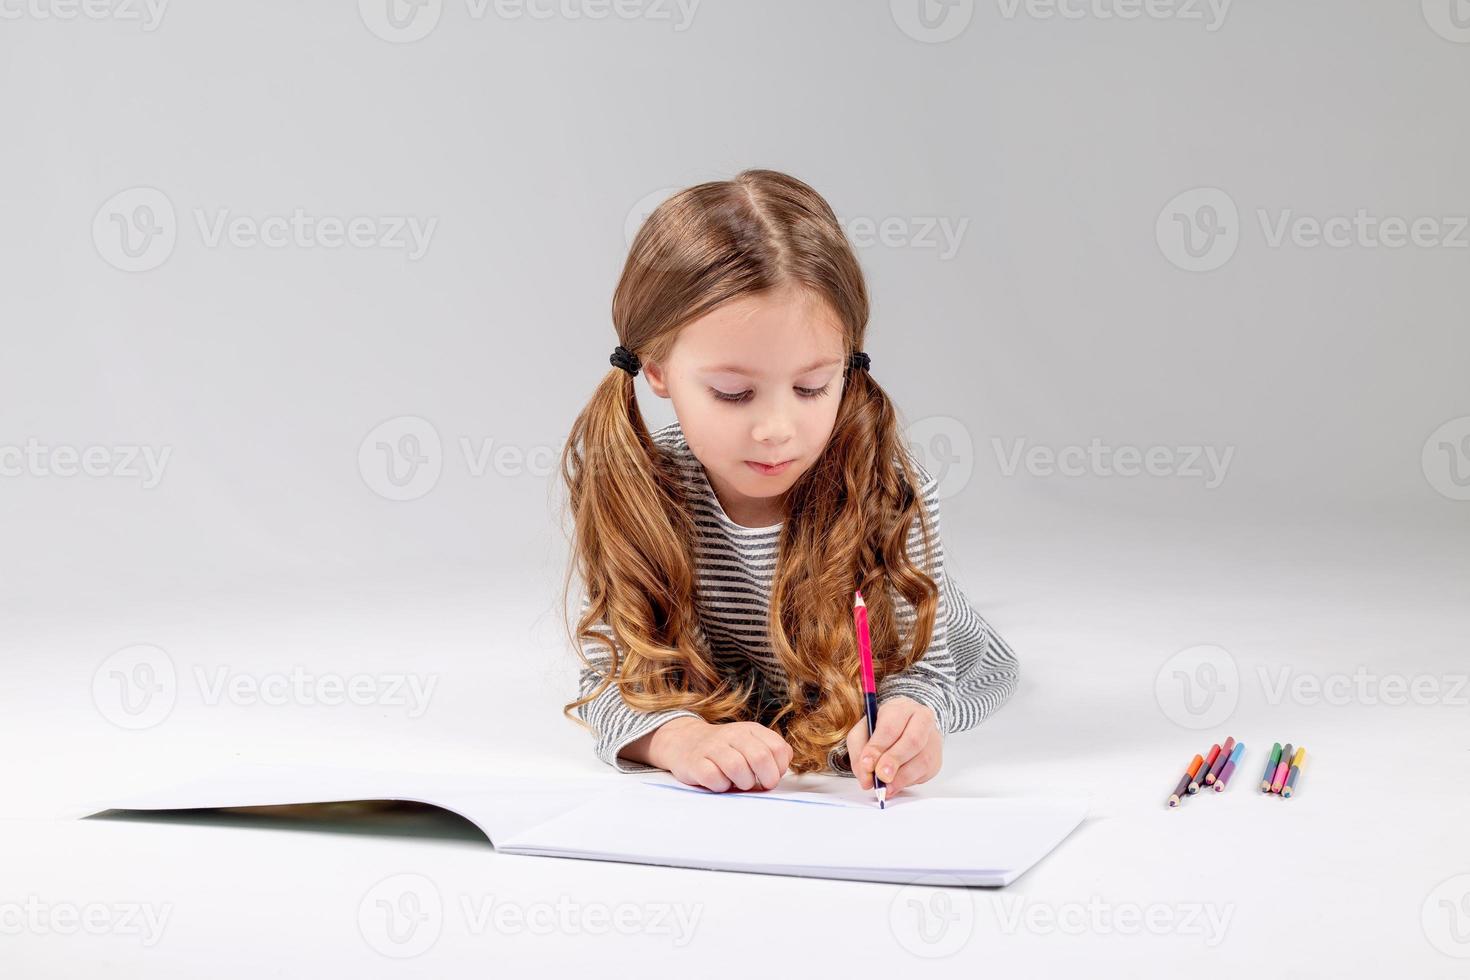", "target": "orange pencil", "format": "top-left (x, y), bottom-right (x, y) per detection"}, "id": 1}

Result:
top-left (1193, 743), bottom-right (1221, 793)
top-left (1168, 754), bottom-right (1205, 808)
